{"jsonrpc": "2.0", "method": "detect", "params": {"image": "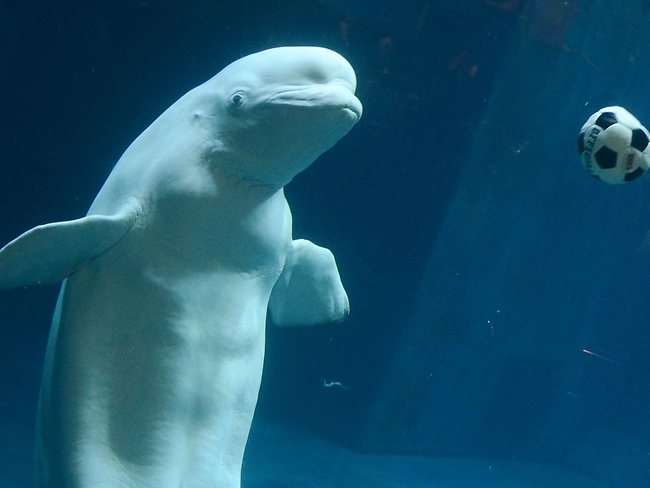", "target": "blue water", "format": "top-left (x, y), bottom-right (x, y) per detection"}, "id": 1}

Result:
top-left (2, 0), bottom-right (650, 486)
